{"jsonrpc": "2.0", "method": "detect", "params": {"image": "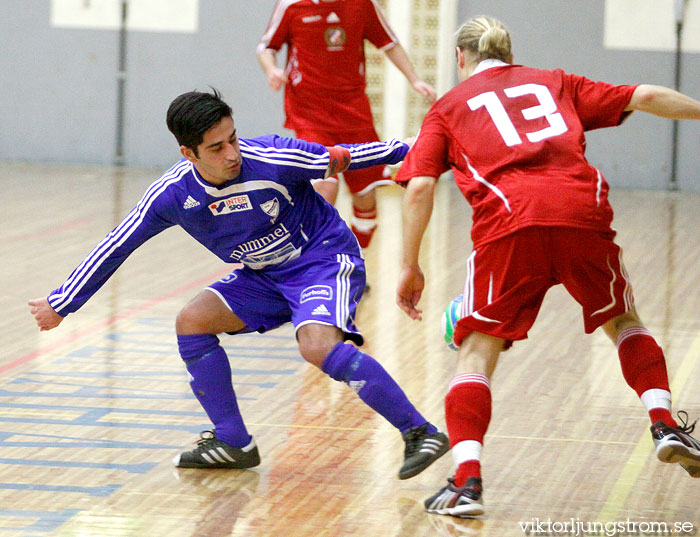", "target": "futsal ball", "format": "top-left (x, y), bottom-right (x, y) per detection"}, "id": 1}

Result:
top-left (441, 294), bottom-right (464, 351)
